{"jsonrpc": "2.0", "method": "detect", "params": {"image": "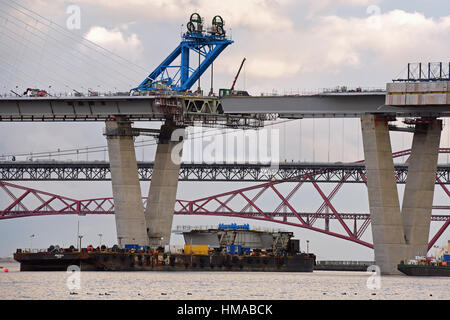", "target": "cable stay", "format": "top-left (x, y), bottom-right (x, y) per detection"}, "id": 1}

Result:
top-left (4, 0), bottom-right (148, 75)
top-left (0, 0), bottom-right (154, 92)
